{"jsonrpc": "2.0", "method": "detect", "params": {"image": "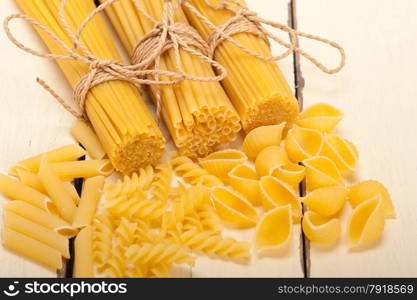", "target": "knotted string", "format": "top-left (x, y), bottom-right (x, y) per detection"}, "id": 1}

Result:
top-left (3, 0), bottom-right (226, 120)
top-left (181, 0), bottom-right (346, 74)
